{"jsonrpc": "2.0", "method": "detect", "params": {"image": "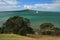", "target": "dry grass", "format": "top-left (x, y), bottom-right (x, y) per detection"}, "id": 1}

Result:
top-left (0, 34), bottom-right (60, 40)
top-left (27, 34), bottom-right (60, 40)
top-left (0, 34), bottom-right (36, 40)
top-left (37, 35), bottom-right (60, 40)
